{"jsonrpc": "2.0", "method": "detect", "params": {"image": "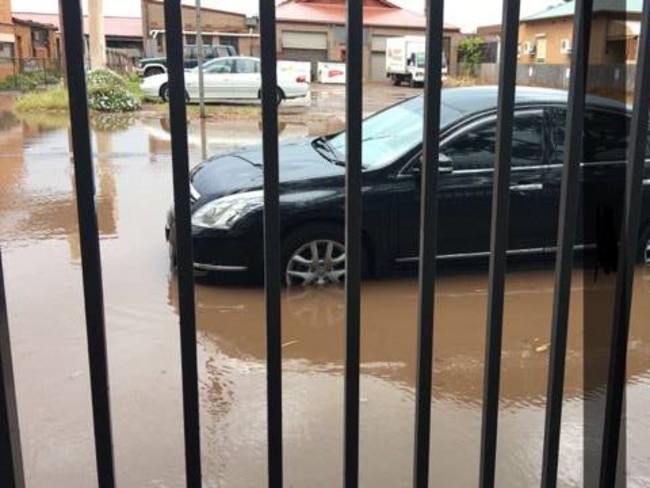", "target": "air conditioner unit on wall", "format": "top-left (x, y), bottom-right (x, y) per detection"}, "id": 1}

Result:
top-left (560, 38), bottom-right (572, 54)
top-left (523, 42), bottom-right (536, 55)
